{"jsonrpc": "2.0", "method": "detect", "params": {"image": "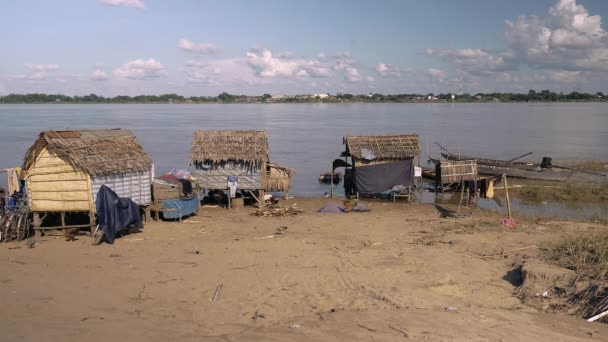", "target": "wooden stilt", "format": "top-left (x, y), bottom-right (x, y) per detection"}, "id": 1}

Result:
top-left (503, 174), bottom-right (512, 219)
top-left (457, 177), bottom-right (465, 213)
top-left (330, 162), bottom-right (334, 199)
top-left (33, 213), bottom-right (42, 239)
top-left (89, 212), bottom-right (96, 237)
